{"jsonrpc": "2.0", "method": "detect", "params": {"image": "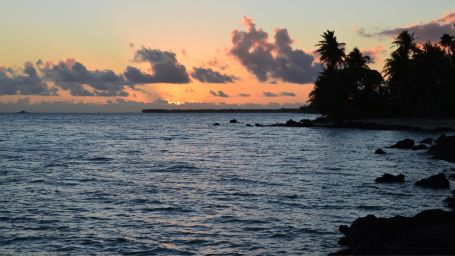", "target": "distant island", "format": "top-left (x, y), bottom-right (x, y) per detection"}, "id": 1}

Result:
top-left (142, 108), bottom-right (311, 113)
